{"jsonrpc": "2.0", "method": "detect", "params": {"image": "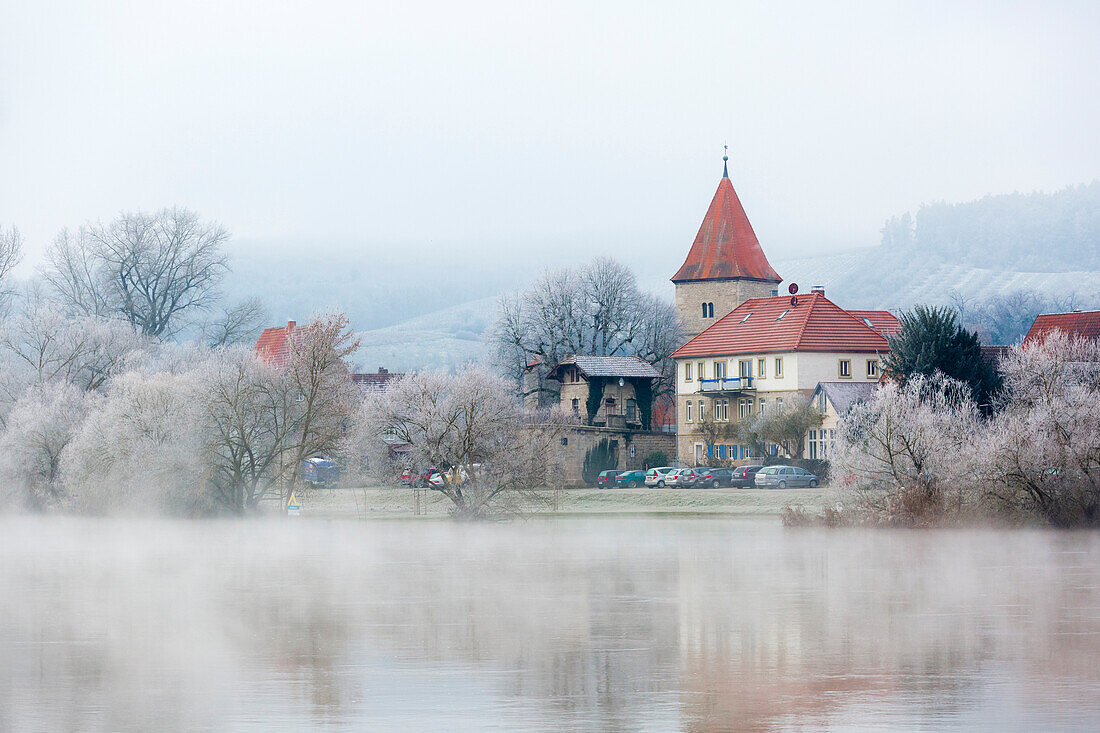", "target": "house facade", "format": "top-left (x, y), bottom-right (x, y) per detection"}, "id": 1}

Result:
top-left (807, 381), bottom-right (878, 460)
top-left (546, 355), bottom-right (660, 429)
top-left (668, 158), bottom-right (897, 465)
